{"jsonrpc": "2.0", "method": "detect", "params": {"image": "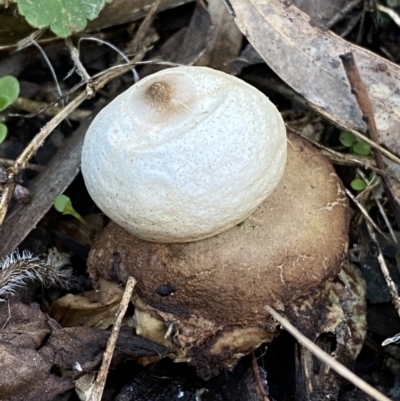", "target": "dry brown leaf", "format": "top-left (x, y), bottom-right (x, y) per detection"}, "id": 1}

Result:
top-left (229, 0), bottom-right (400, 155)
top-left (51, 278), bottom-right (124, 329)
top-left (0, 300), bottom-right (74, 401)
